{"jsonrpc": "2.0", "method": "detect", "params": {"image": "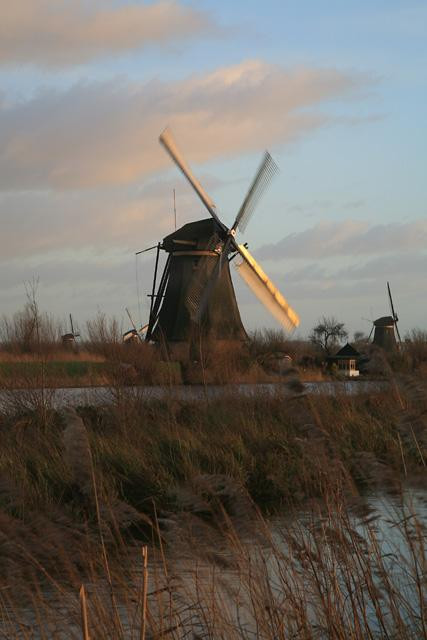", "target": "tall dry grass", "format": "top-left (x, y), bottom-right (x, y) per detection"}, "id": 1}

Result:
top-left (0, 482), bottom-right (425, 639)
top-left (0, 364), bottom-right (426, 637)
top-left (0, 379), bottom-right (425, 577)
